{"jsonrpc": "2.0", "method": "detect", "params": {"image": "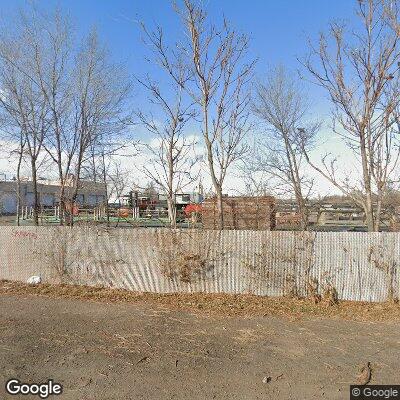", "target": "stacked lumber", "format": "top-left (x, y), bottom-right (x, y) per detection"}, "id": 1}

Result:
top-left (202, 196), bottom-right (275, 230)
top-left (275, 212), bottom-right (302, 228)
